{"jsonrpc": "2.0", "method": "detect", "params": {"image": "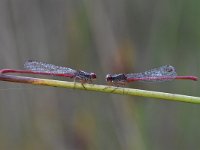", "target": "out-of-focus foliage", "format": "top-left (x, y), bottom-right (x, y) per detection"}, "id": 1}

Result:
top-left (0, 0), bottom-right (200, 150)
